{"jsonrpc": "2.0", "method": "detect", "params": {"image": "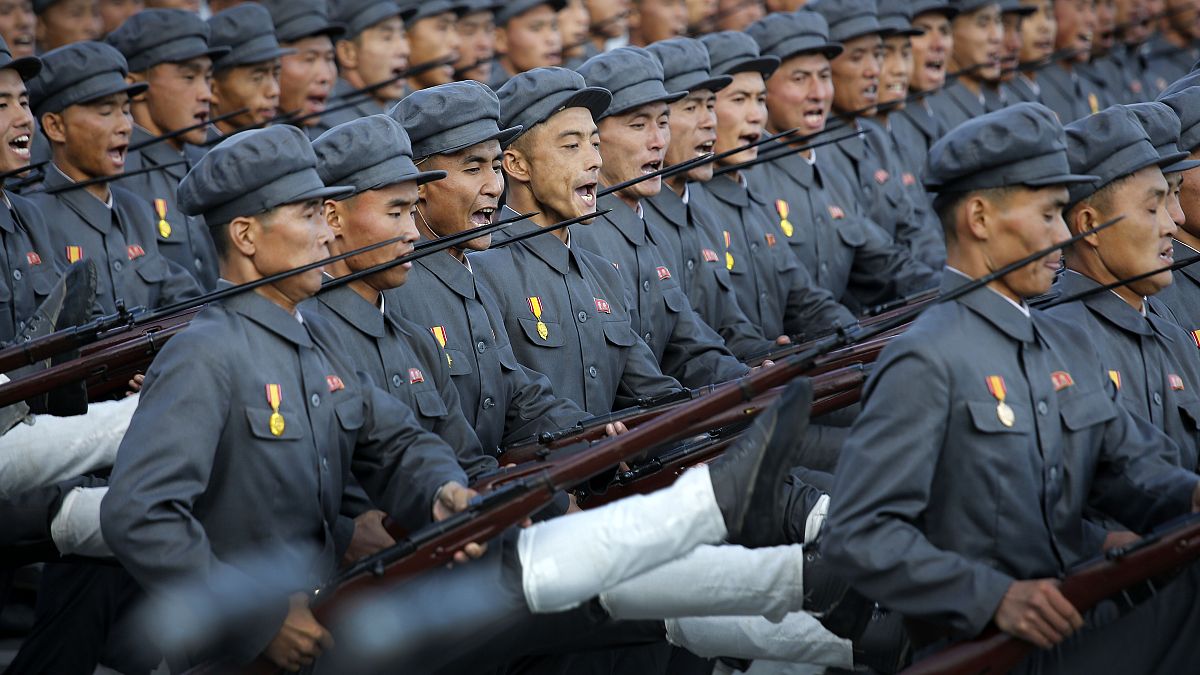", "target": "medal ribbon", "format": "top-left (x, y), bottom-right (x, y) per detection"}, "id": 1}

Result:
top-left (265, 383), bottom-right (282, 413)
top-left (154, 199), bottom-right (171, 238)
top-left (527, 296), bottom-right (544, 320)
top-left (986, 375), bottom-right (1007, 404)
top-left (775, 199), bottom-right (794, 237)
